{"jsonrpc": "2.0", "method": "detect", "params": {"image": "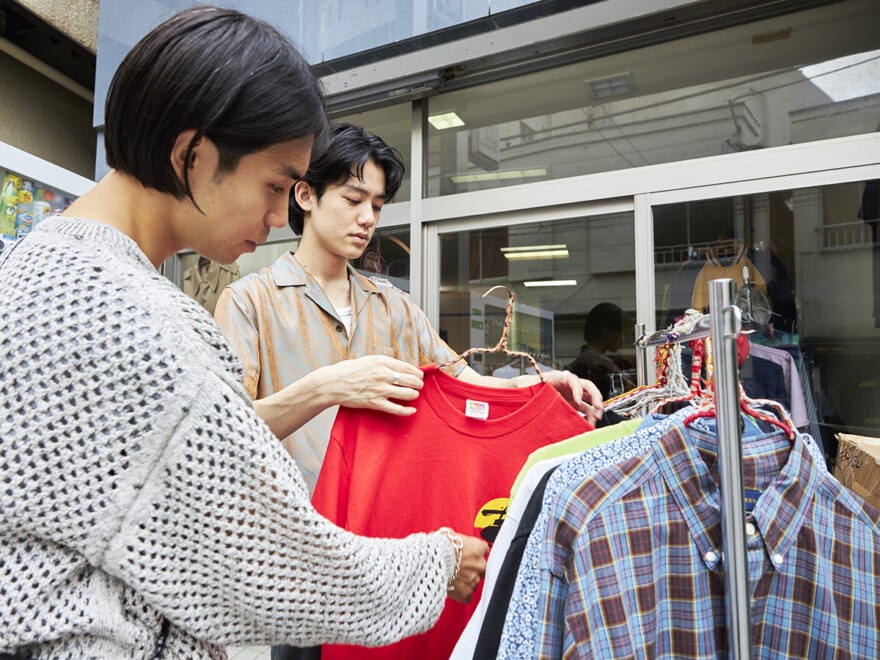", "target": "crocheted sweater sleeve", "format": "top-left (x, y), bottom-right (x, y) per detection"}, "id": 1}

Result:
top-left (0, 219), bottom-right (455, 656)
top-left (105, 367), bottom-right (454, 647)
